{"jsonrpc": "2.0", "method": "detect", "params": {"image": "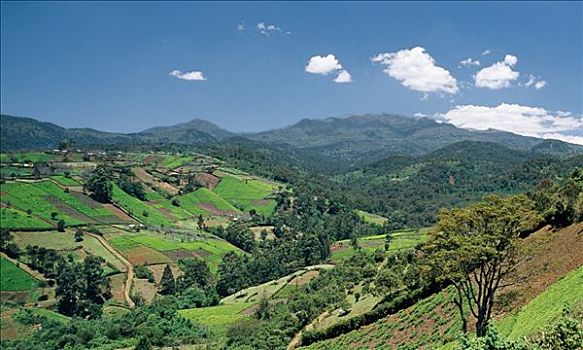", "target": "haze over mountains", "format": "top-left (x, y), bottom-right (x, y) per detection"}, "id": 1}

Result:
top-left (2, 114), bottom-right (582, 164)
